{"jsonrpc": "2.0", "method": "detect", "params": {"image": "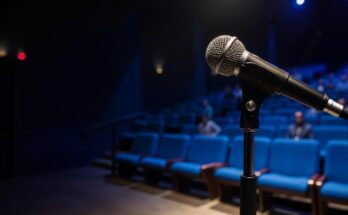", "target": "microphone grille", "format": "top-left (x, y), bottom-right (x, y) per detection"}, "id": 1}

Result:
top-left (205, 35), bottom-right (246, 76)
